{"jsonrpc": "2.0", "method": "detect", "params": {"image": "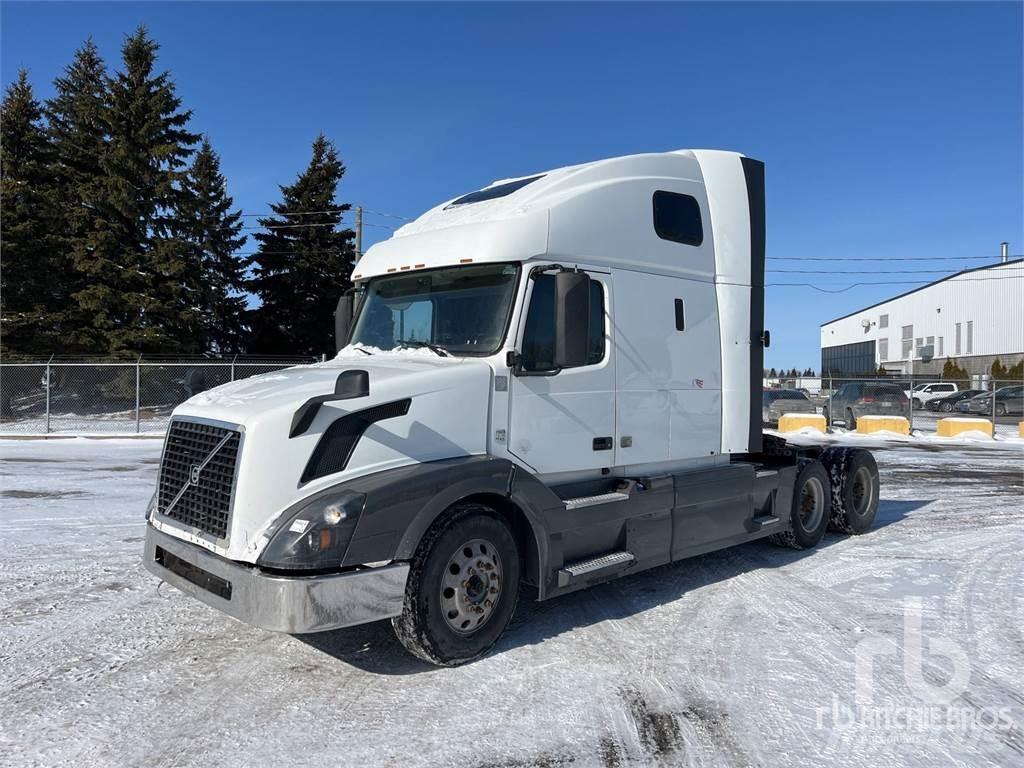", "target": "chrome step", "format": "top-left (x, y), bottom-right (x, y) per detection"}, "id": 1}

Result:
top-left (752, 514), bottom-right (780, 530)
top-left (558, 551), bottom-right (635, 587)
top-left (563, 491), bottom-right (630, 510)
